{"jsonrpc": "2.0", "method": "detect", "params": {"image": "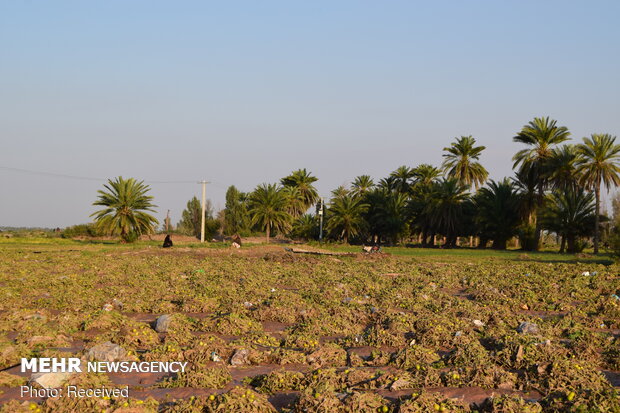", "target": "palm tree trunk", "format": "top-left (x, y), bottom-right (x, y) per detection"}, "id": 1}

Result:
top-left (594, 185), bottom-right (600, 254)
top-left (266, 222), bottom-right (270, 243)
top-left (534, 186), bottom-right (544, 251)
top-left (559, 236), bottom-right (565, 253)
top-left (567, 234), bottom-right (576, 254)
